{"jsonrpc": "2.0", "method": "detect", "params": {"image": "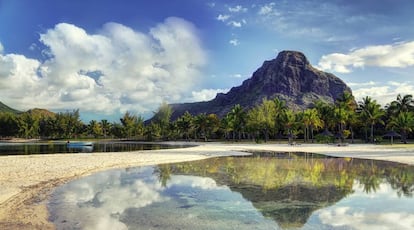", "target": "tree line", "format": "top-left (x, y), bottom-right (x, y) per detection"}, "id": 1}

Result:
top-left (0, 93), bottom-right (413, 143)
